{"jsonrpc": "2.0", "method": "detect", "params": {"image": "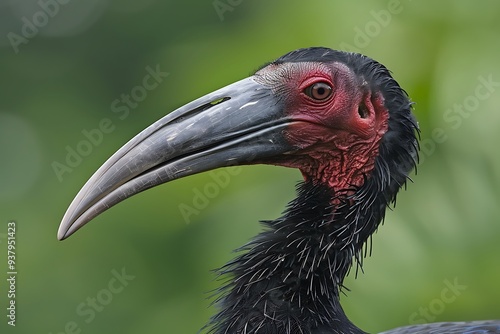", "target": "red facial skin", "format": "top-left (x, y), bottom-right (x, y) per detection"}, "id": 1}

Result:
top-left (255, 62), bottom-right (389, 194)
